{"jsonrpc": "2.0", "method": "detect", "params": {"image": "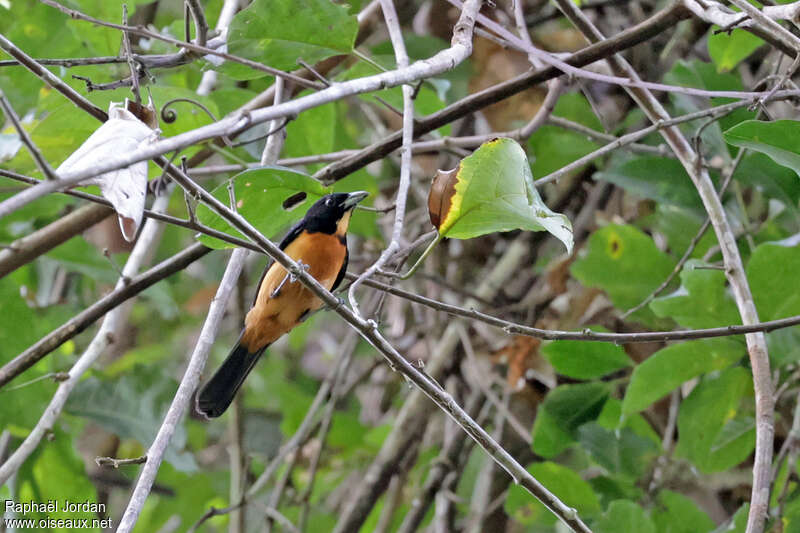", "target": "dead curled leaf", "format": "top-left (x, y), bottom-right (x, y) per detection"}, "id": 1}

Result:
top-left (56, 98), bottom-right (160, 242)
top-left (427, 165), bottom-right (459, 230)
